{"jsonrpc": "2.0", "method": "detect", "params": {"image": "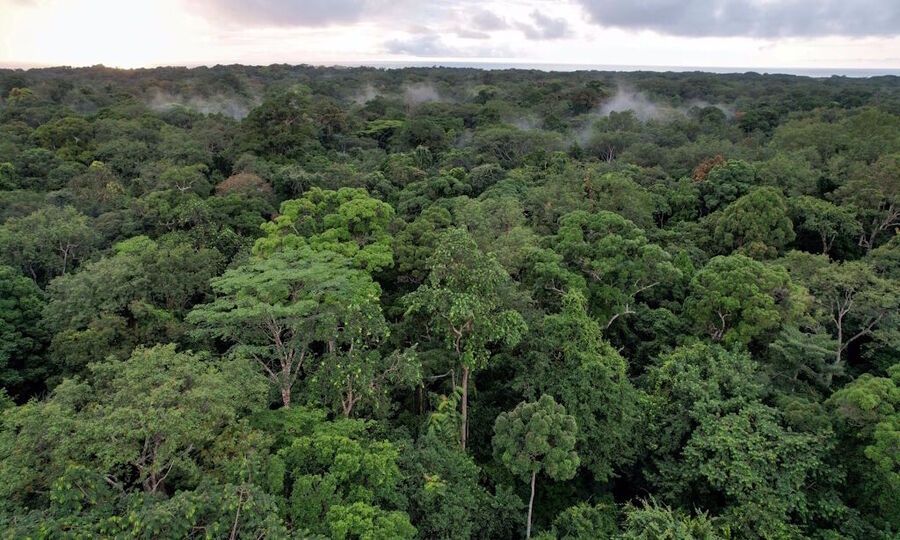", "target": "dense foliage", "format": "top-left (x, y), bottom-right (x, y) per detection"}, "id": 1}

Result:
top-left (1, 64), bottom-right (899, 538)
